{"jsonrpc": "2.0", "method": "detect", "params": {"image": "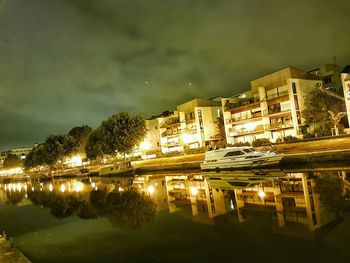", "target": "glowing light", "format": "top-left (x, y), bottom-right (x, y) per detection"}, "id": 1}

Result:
top-left (244, 122), bottom-right (257, 131)
top-left (91, 182), bottom-right (96, 188)
top-left (16, 183), bottom-right (22, 192)
top-left (60, 184), bottom-right (66, 192)
top-left (31, 187), bottom-right (35, 191)
top-left (230, 200), bottom-right (235, 209)
top-left (190, 187), bottom-right (198, 196)
top-left (258, 191), bottom-right (266, 198)
top-left (74, 182), bottom-right (84, 192)
top-left (182, 133), bottom-right (194, 144)
top-left (118, 186), bottom-right (124, 192)
top-left (140, 141), bottom-right (152, 150)
top-left (49, 183), bottom-right (53, 192)
top-left (0, 167), bottom-right (24, 176)
top-left (147, 185), bottom-right (155, 194)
